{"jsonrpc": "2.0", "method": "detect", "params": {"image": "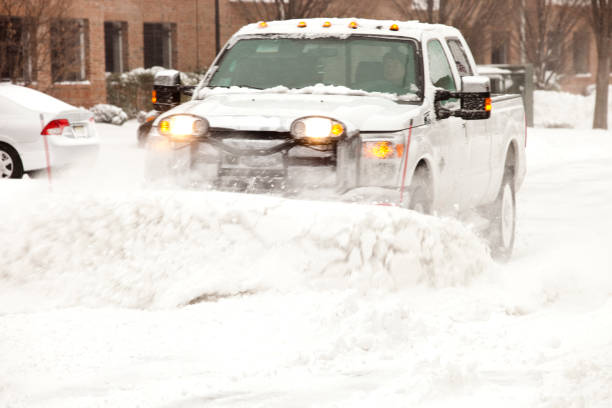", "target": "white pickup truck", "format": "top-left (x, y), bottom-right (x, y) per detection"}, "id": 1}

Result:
top-left (146, 18), bottom-right (526, 259)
